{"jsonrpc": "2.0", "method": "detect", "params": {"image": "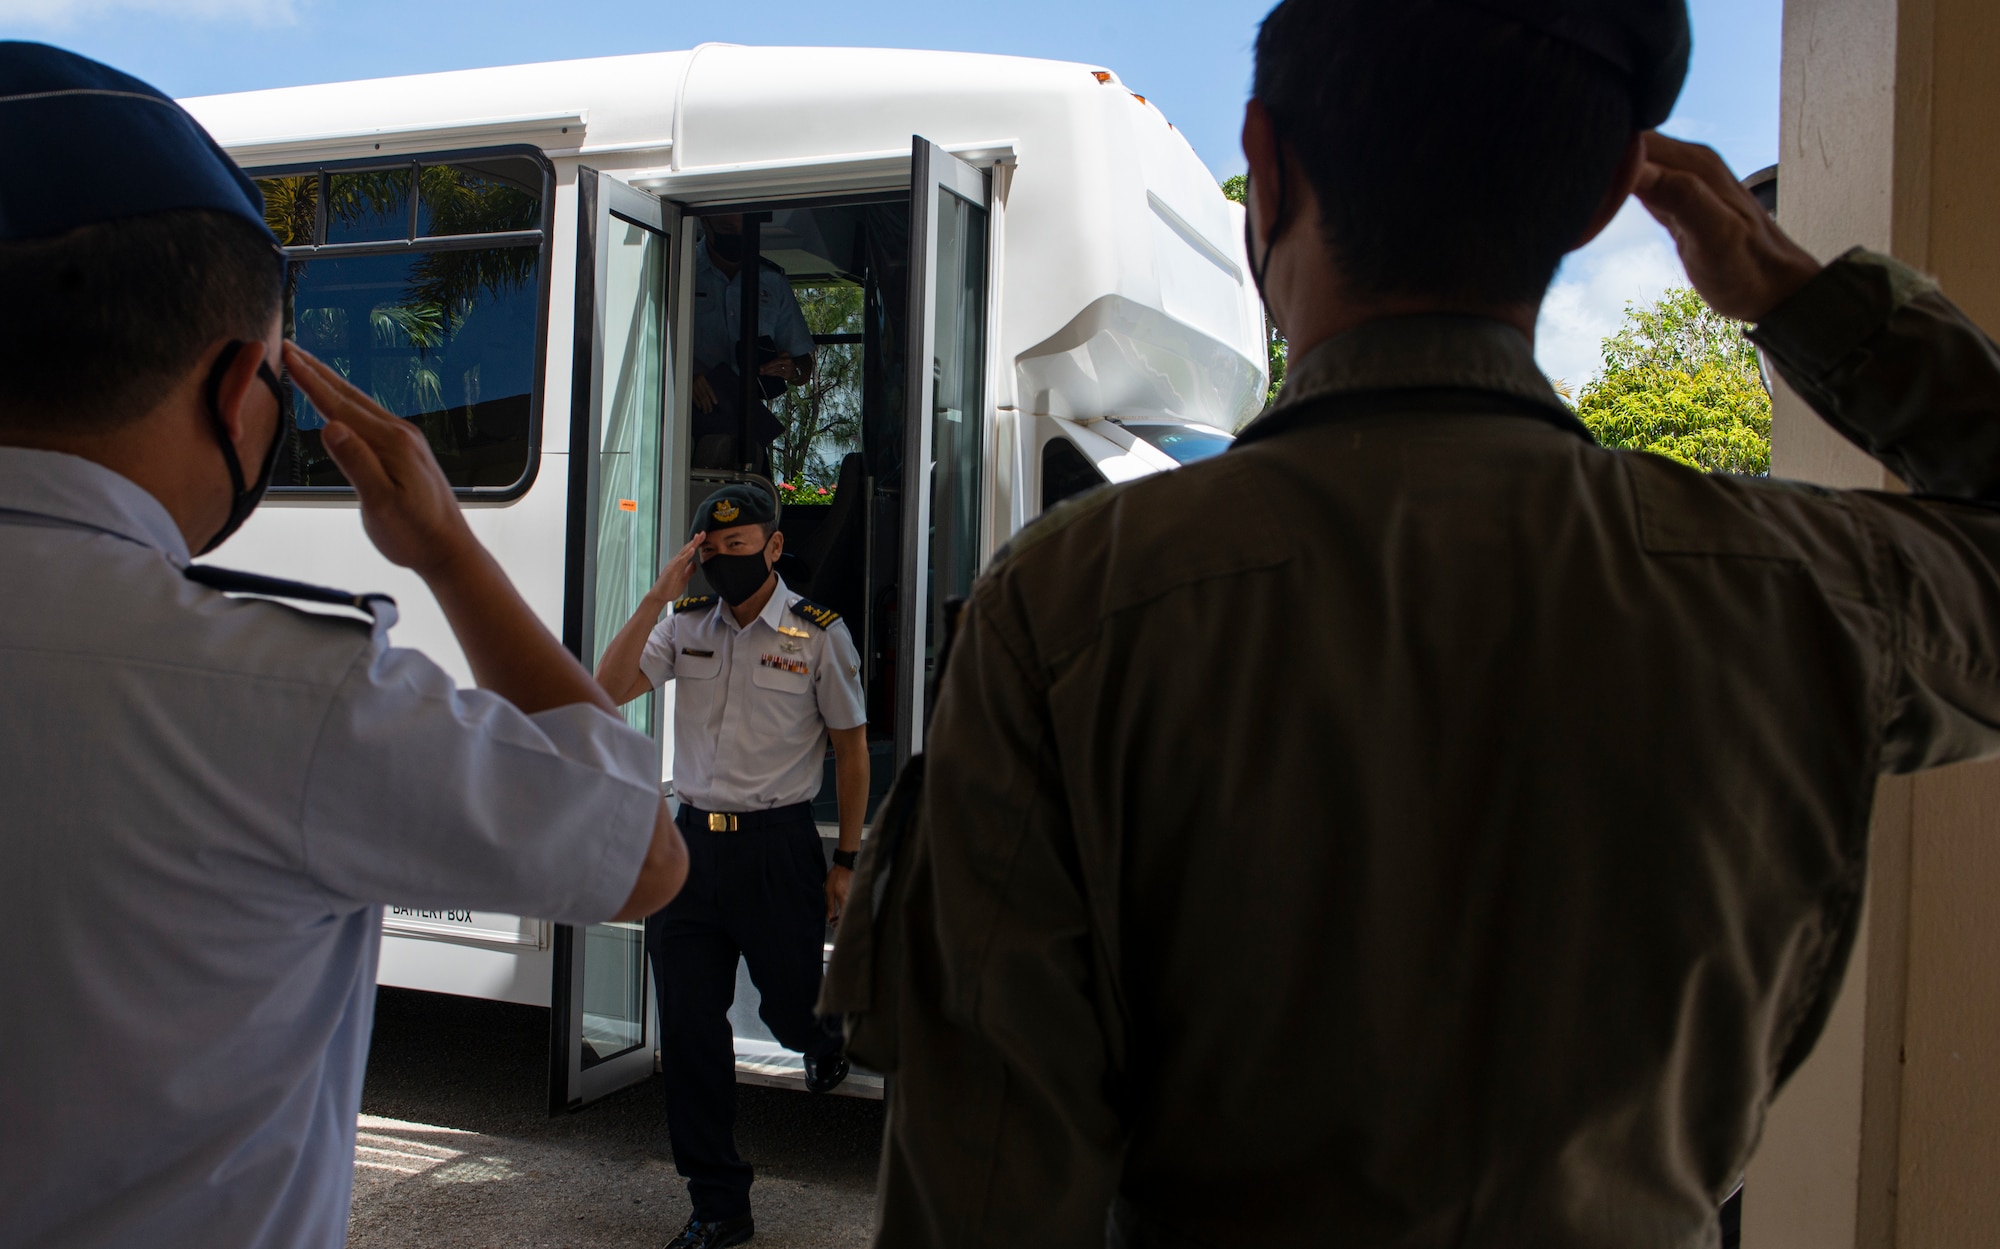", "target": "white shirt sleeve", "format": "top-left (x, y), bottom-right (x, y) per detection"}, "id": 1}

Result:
top-left (770, 275), bottom-right (818, 360)
top-left (297, 643), bottom-right (659, 924)
top-left (639, 614), bottom-right (677, 687)
top-left (814, 618), bottom-right (867, 732)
